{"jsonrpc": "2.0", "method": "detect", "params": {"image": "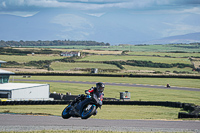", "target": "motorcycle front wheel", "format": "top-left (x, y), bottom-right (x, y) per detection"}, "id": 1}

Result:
top-left (81, 104), bottom-right (96, 119)
top-left (62, 105), bottom-right (72, 119)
